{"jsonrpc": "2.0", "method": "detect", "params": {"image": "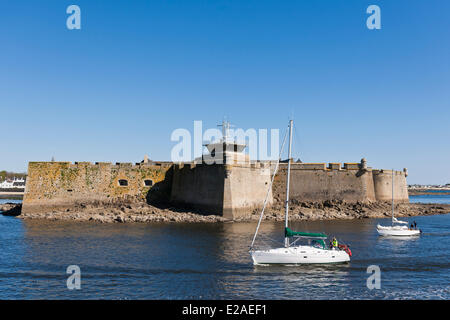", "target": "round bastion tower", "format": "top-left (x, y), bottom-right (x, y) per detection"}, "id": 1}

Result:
top-left (372, 167), bottom-right (409, 203)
